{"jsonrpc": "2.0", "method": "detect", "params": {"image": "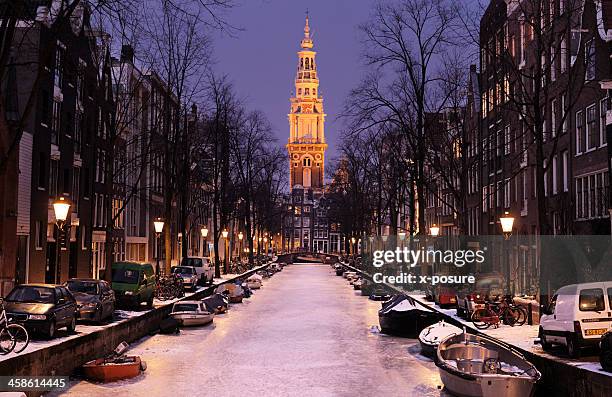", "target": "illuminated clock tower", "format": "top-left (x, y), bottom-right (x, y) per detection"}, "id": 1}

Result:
top-left (287, 15), bottom-right (327, 190)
